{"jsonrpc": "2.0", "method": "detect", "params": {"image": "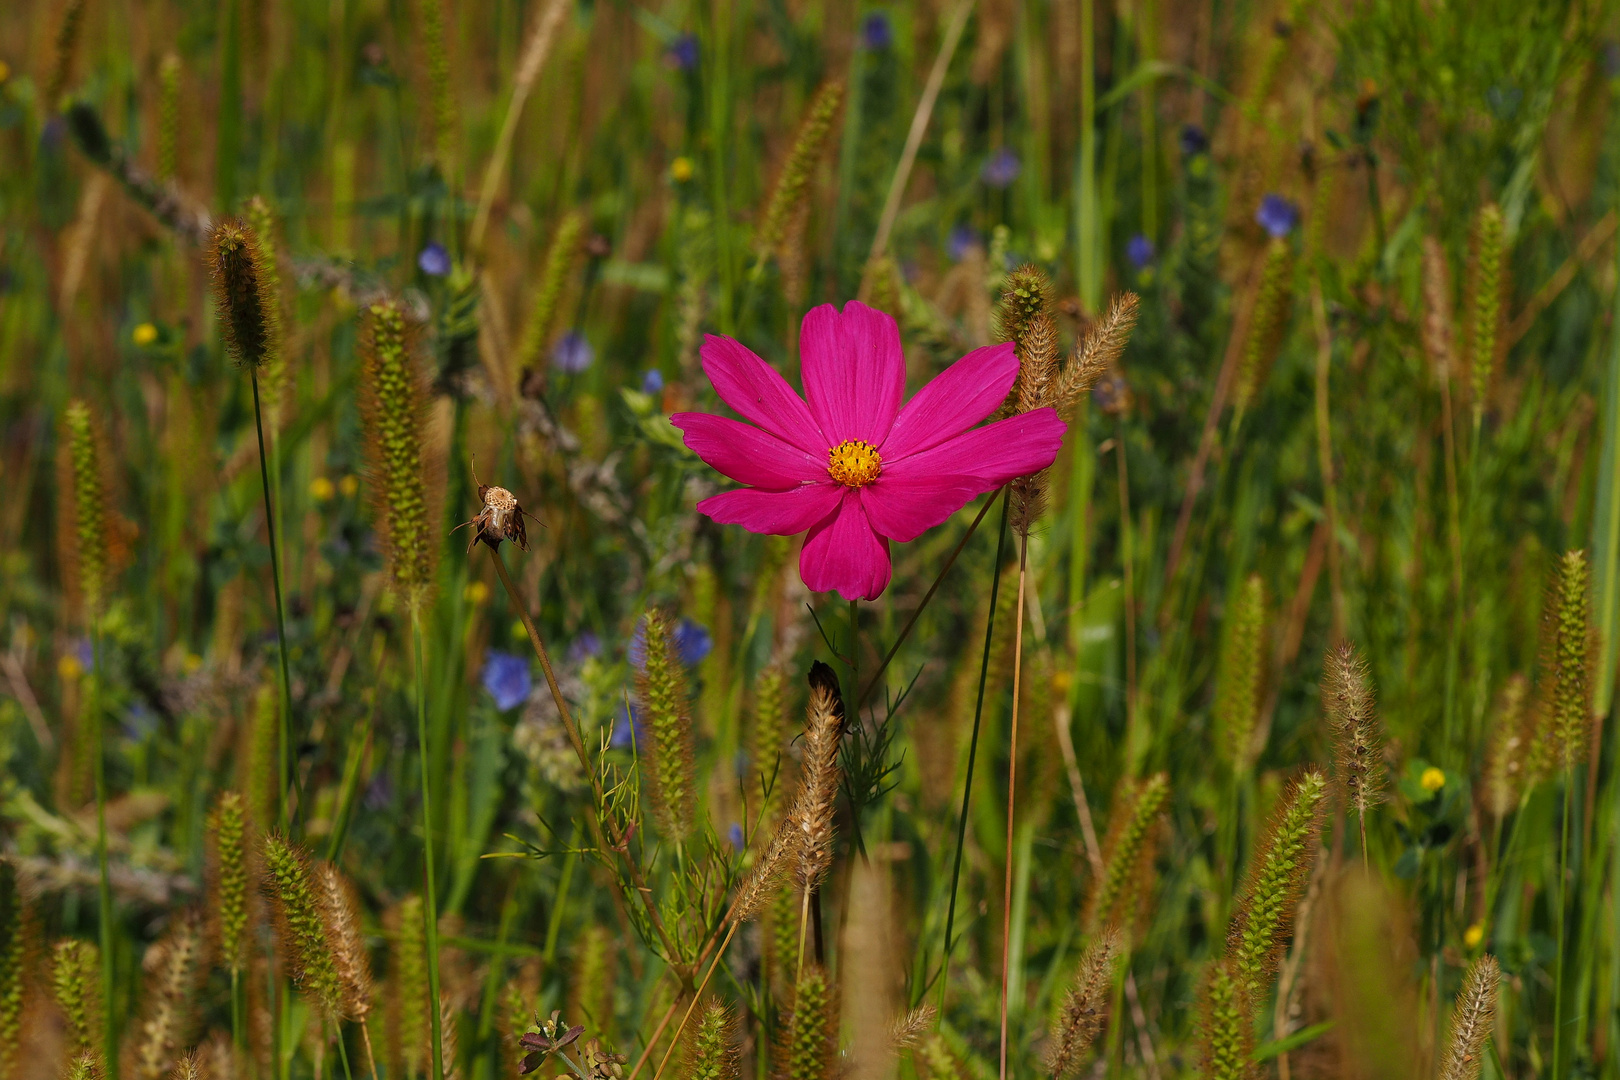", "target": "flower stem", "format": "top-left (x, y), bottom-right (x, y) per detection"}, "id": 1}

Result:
top-left (857, 488), bottom-right (1000, 709)
top-left (1552, 771), bottom-right (1573, 1080)
top-left (650, 919), bottom-right (740, 1080)
top-left (250, 370), bottom-right (297, 831)
top-left (412, 612), bottom-right (446, 1080)
top-left (90, 625), bottom-right (117, 1080)
top-left (998, 530), bottom-right (1030, 1080)
top-left (938, 488), bottom-right (1011, 1013)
